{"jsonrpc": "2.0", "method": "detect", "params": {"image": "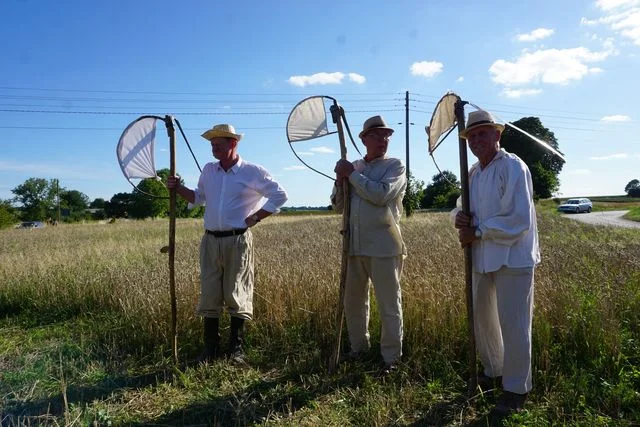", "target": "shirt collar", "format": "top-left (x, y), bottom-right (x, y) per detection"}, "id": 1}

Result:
top-left (215, 156), bottom-right (243, 173)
